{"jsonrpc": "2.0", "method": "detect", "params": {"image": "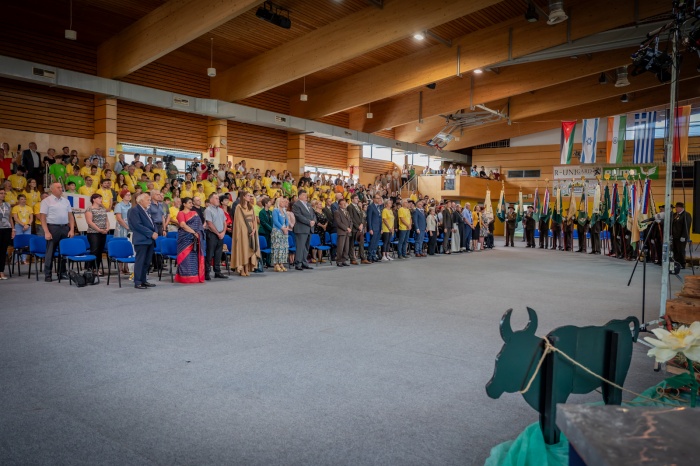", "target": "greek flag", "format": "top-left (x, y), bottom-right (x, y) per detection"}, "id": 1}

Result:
top-left (633, 111), bottom-right (656, 164)
top-left (580, 118), bottom-right (599, 164)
